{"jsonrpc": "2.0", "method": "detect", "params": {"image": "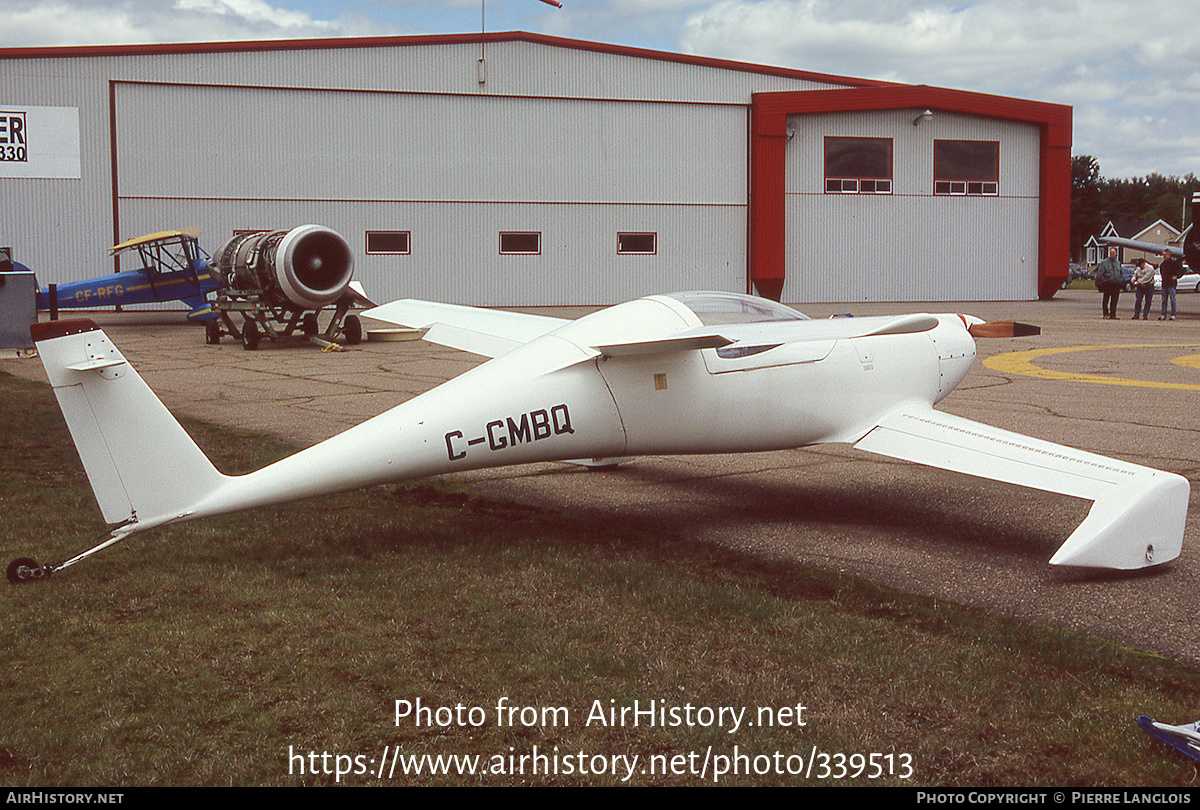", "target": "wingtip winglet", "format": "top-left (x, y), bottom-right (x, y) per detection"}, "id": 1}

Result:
top-left (1049, 471), bottom-right (1189, 569)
